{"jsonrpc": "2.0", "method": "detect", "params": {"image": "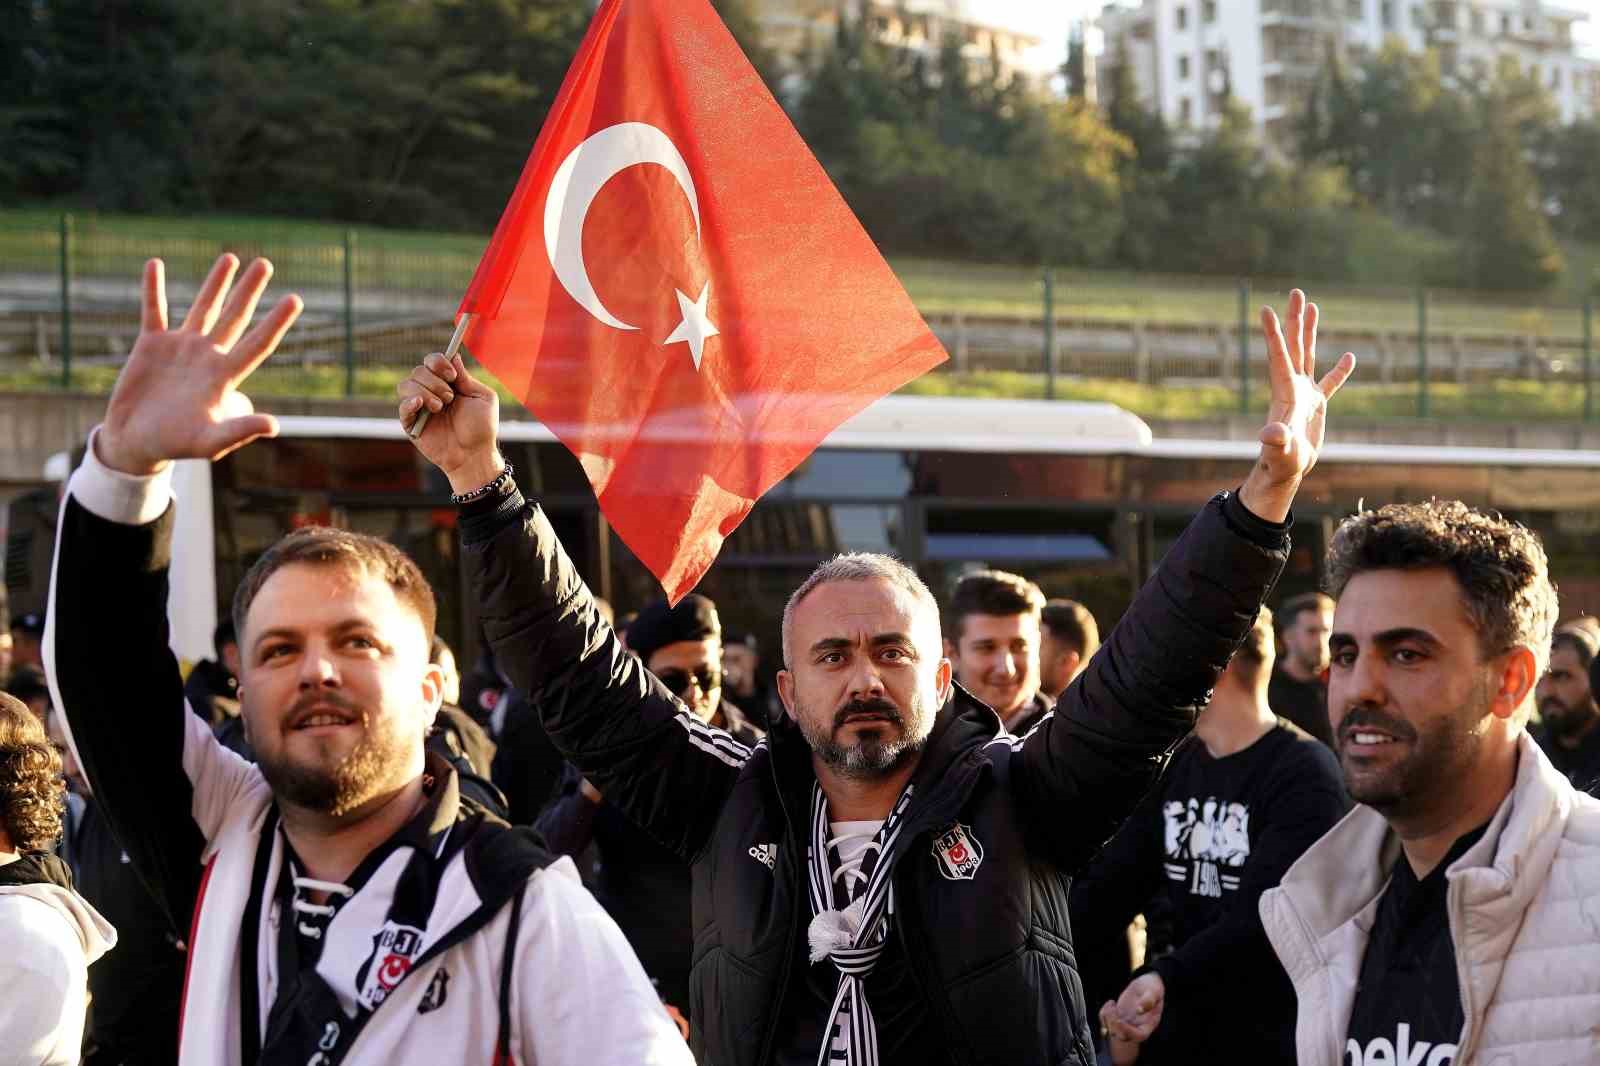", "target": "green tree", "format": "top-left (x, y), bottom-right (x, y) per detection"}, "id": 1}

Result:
top-left (1460, 62), bottom-right (1564, 290)
top-left (1544, 119), bottom-right (1600, 242)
